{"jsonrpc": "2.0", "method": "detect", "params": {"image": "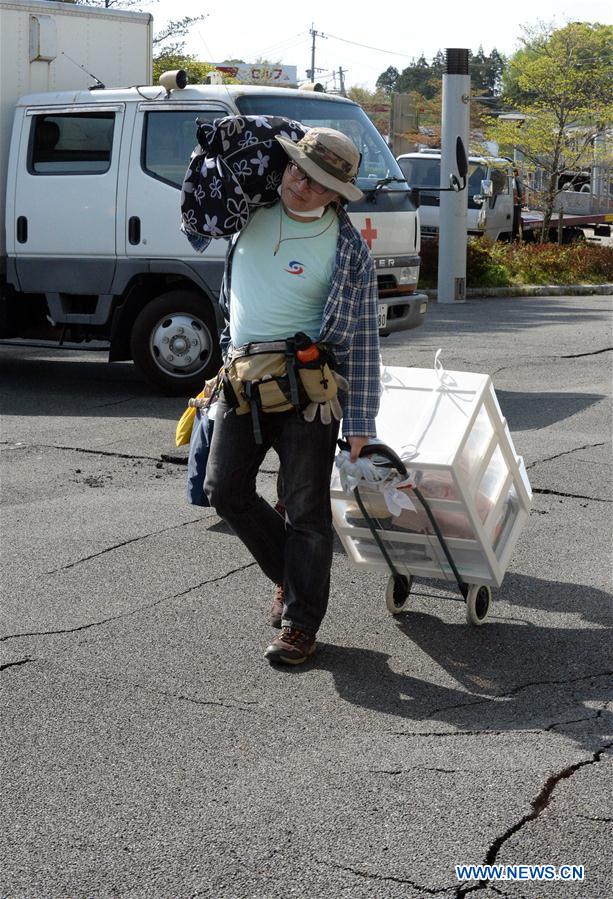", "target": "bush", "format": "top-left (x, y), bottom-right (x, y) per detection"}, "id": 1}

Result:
top-left (418, 237), bottom-right (613, 288)
top-left (502, 241), bottom-right (613, 285)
